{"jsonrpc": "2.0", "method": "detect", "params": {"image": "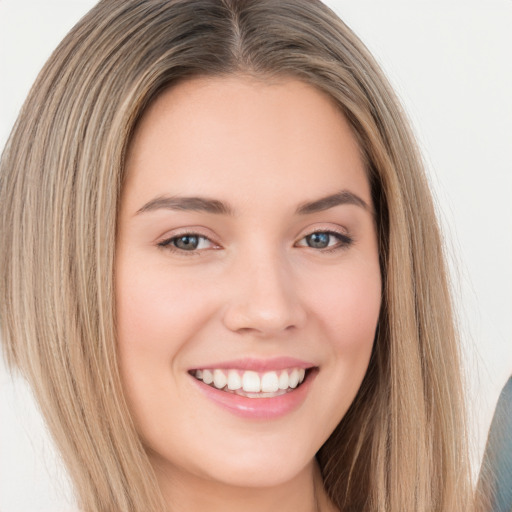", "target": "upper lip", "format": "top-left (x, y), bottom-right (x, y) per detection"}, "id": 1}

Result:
top-left (189, 357), bottom-right (317, 372)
